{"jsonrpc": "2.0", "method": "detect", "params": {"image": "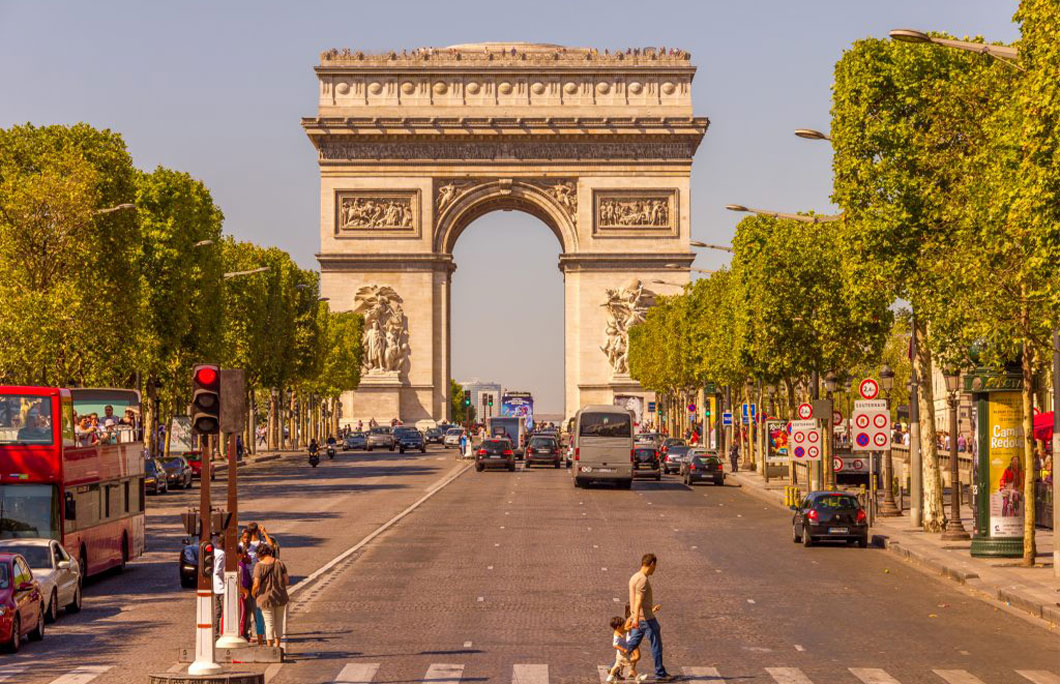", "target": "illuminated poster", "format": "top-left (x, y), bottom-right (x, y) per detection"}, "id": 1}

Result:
top-left (614, 395), bottom-right (644, 426)
top-left (501, 392), bottom-right (534, 430)
top-left (766, 419), bottom-right (789, 464)
top-left (987, 391), bottom-right (1023, 538)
